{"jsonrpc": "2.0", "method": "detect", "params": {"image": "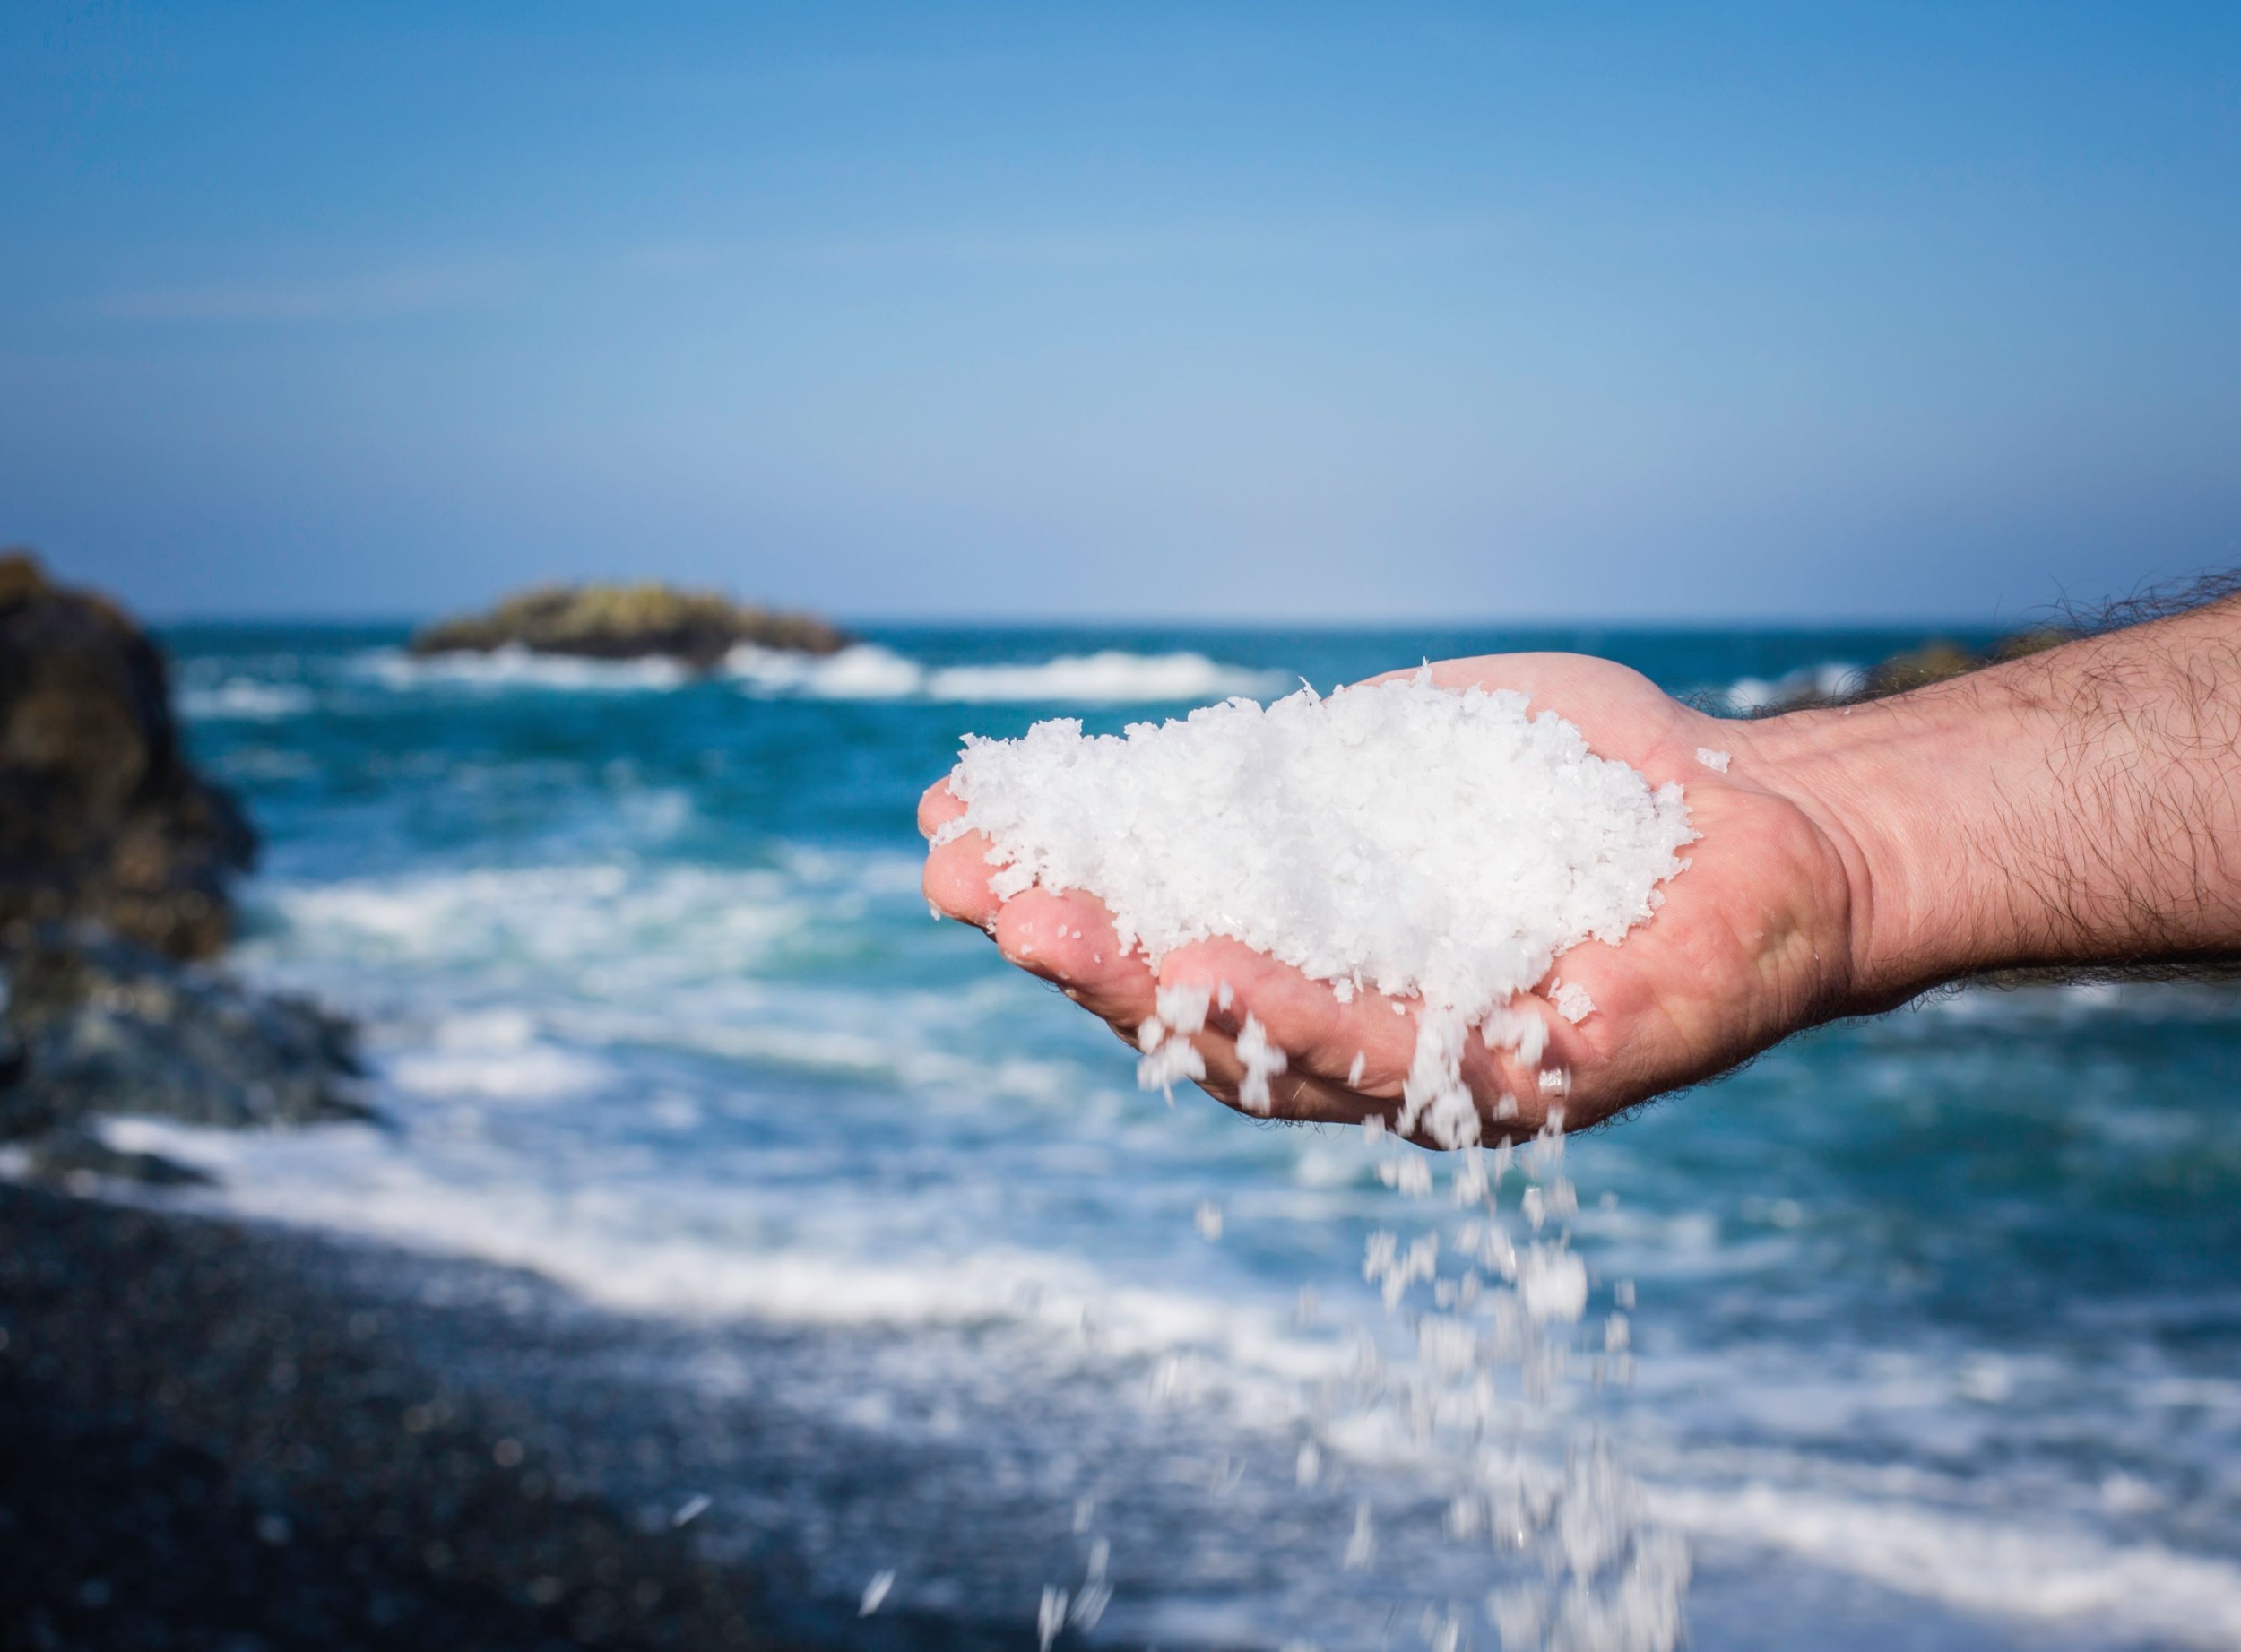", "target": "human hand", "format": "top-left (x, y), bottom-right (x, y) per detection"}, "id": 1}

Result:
top-left (920, 654), bottom-right (1872, 1146)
